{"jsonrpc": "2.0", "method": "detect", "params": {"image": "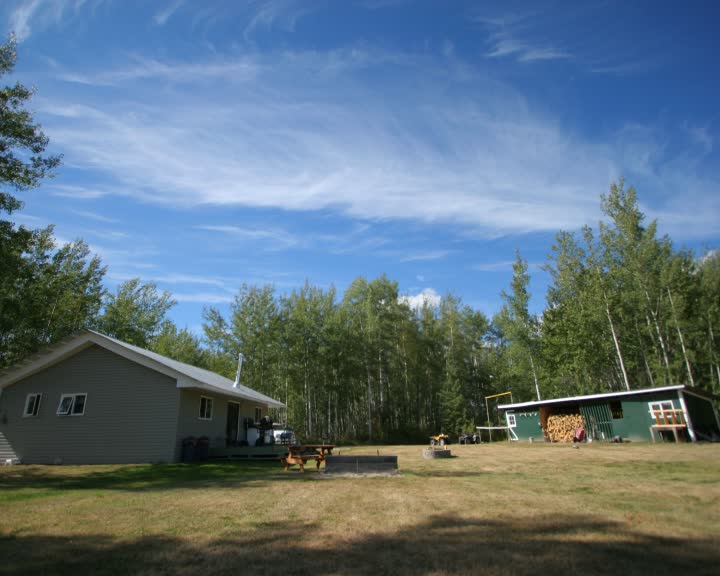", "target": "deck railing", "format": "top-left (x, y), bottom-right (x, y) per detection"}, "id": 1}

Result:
top-left (650, 409), bottom-right (686, 427)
